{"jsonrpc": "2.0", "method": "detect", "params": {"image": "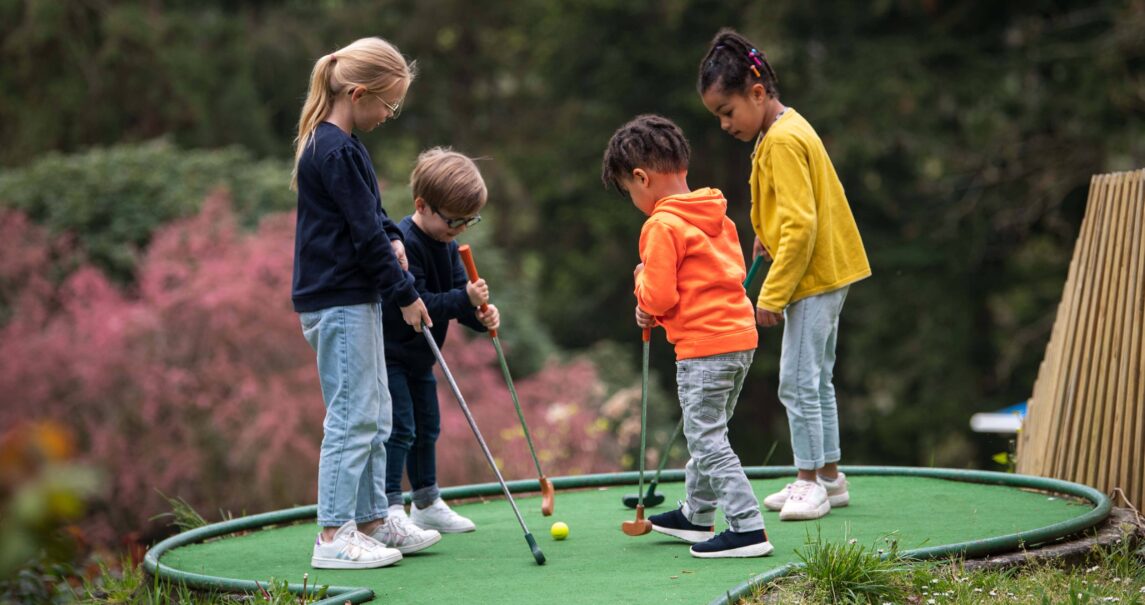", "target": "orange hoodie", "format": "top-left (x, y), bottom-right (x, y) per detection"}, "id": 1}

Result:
top-left (634, 188), bottom-right (758, 360)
